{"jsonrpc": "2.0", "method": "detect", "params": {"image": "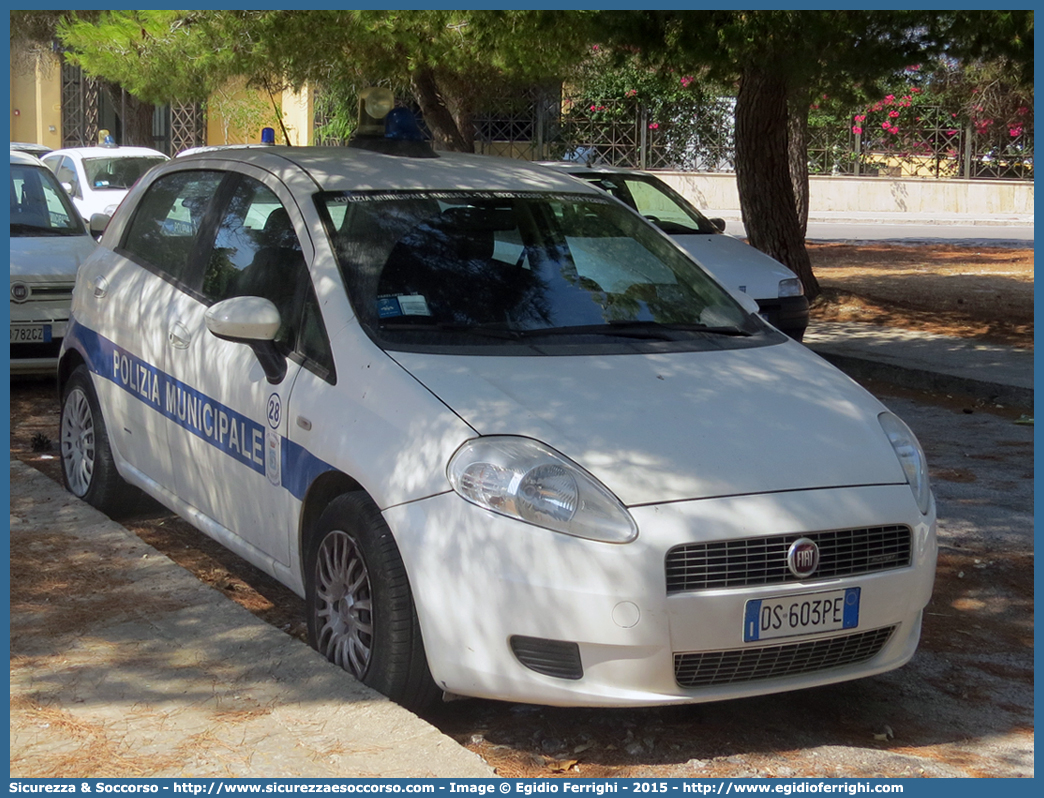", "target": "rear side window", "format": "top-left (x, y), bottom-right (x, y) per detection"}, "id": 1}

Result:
top-left (122, 170), bottom-right (224, 284)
